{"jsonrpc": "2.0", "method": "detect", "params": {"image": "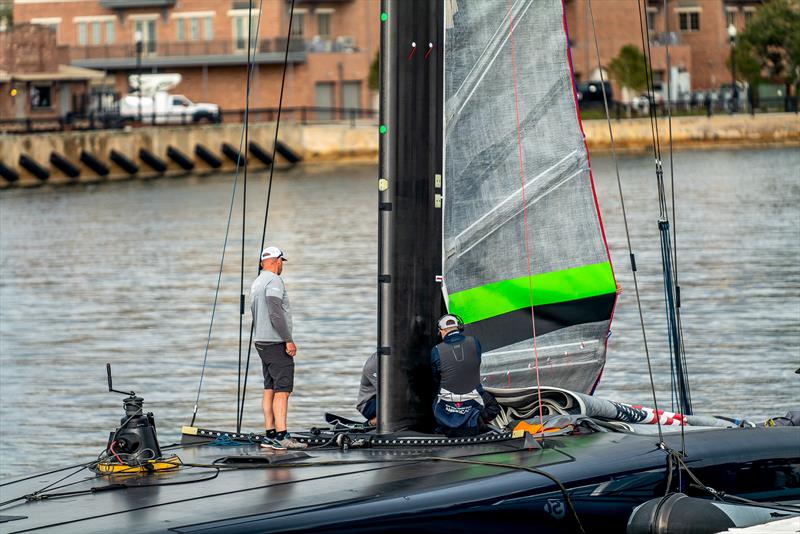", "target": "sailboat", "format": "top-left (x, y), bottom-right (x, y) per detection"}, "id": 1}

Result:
top-left (1, 1), bottom-right (797, 533)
